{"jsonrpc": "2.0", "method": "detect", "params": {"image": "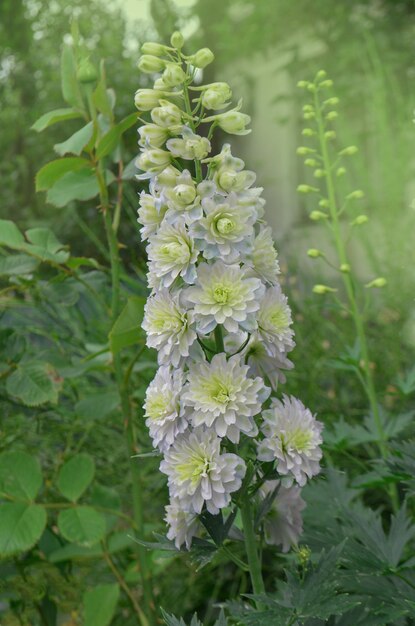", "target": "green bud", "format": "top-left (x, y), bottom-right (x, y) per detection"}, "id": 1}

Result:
top-left (297, 545), bottom-right (312, 567)
top-left (138, 54), bottom-right (165, 73)
top-left (297, 146), bottom-right (316, 155)
top-left (316, 70), bottom-right (327, 81)
top-left (303, 111), bottom-right (316, 120)
top-left (141, 42), bottom-right (167, 56)
top-left (216, 217), bottom-right (235, 234)
top-left (324, 97), bottom-right (339, 106)
top-left (151, 100), bottom-right (182, 126)
top-left (170, 31), bottom-right (185, 49)
top-left (347, 190), bottom-right (365, 200)
top-left (303, 104), bottom-right (314, 112)
top-left (340, 146), bottom-right (358, 156)
top-left (174, 184), bottom-right (197, 205)
top-left (297, 184), bottom-right (319, 194)
top-left (215, 110), bottom-right (251, 135)
top-left (365, 277), bottom-right (387, 288)
top-left (326, 111), bottom-right (338, 121)
top-left (310, 210), bottom-right (328, 220)
top-left (201, 82), bottom-right (232, 110)
top-left (319, 199), bottom-right (330, 208)
top-left (134, 88), bottom-right (161, 111)
top-left (191, 48), bottom-right (214, 69)
top-left (340, 263), bottom-right (350, 273)
top-left (304, 158), bottom-right (318, 167)
top-left (77, 58), bottom-right (97, 84)
top-left (336, 167), bottom-right (346, 177)
top-left (314, 169), bottom-right (326, 178)
top-left (307, 248), bottom-right (323, 258)
top-left (324, 130), bottom-right (336, 140)
top-left (313, 284), bottom-right (337, 294)
top-left (302, 128), bottom-right (316, 137)
top-left (163, 62), bottom-right (187, 87)
top-left (352, 214), bottom-right (369, 226)
top-left (320, 79), bottom-right (334, 88)
top-left (297, 80), bottom-right (309, 88)
top-left (307, 83), bottom-right (317, 92)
